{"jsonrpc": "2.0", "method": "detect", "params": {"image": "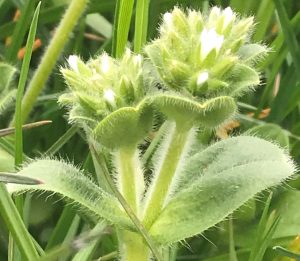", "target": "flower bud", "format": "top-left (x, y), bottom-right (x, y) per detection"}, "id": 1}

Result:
top-left (60, 49), bottom-right (147, 128)
top-left (146, 6), bottom-right (267, 99)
